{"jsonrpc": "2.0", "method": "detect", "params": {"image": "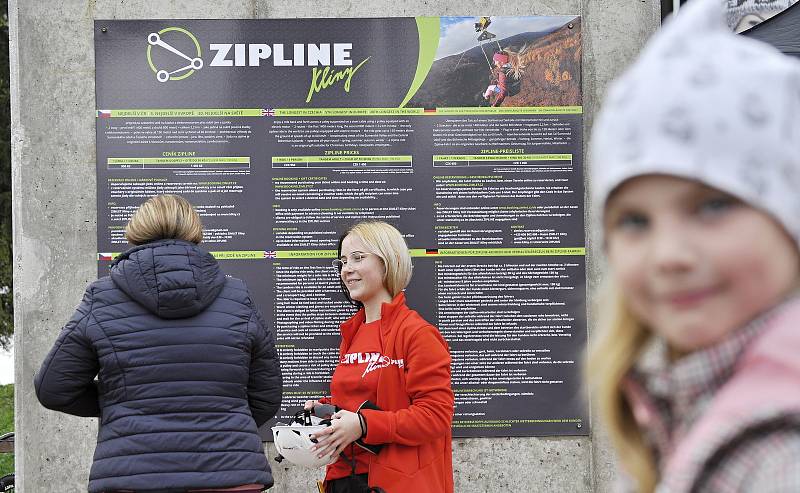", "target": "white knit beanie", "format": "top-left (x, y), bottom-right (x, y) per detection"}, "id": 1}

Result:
top-left (590, 0), bottom-right (800, 241)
